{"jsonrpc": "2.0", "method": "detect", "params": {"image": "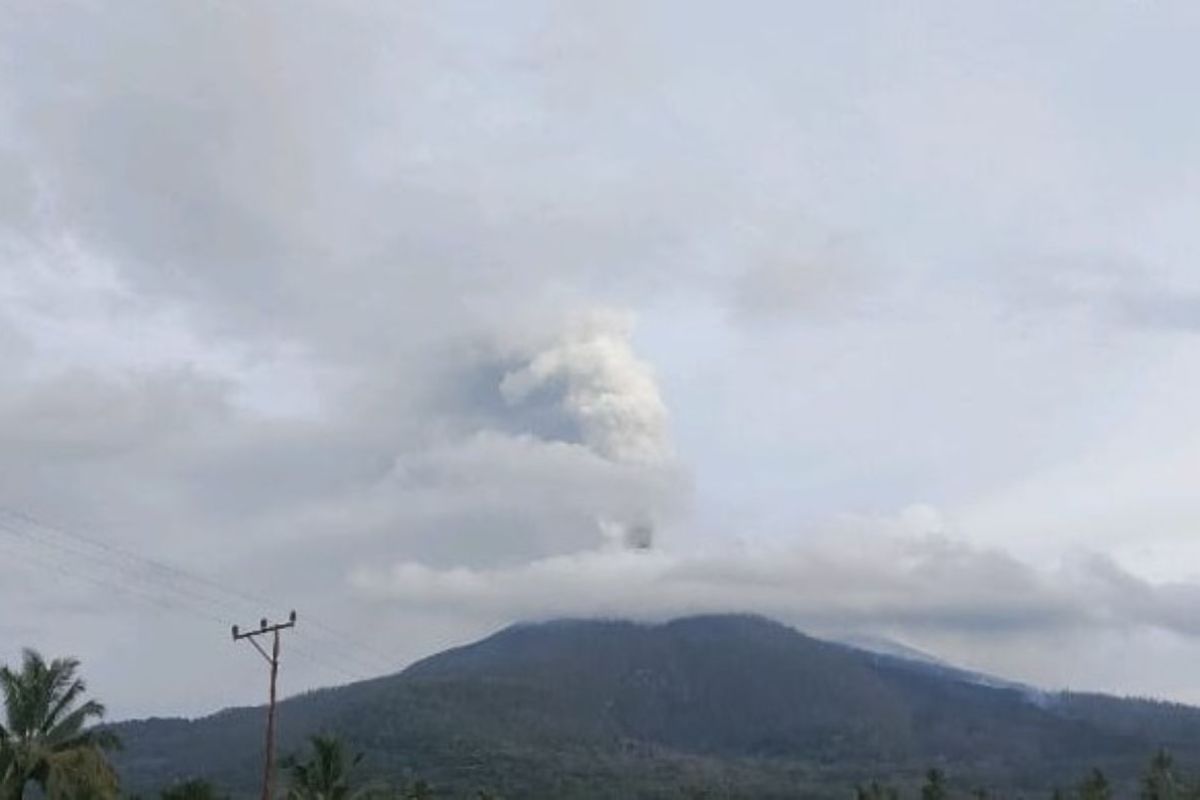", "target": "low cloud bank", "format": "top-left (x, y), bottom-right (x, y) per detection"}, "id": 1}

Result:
top-left (352, 525), bottom-right (1200, 644)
